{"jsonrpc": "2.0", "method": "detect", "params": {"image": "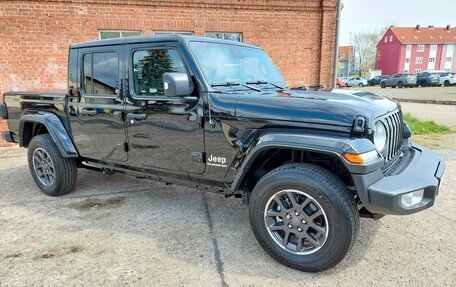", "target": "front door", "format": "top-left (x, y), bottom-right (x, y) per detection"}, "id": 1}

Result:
top-left (73, 45), bottom-right (127, 162)
top-left (124, 43), bottom-right (204, 174)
